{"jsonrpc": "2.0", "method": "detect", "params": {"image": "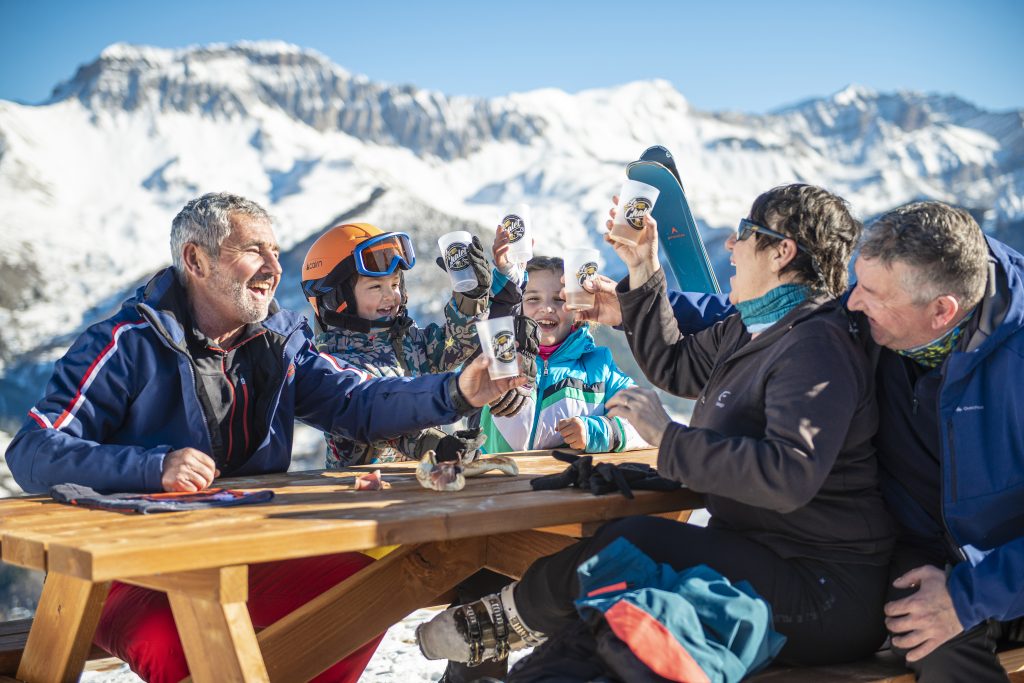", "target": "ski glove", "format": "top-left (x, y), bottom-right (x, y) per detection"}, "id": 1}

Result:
top-left (515, 315), bottom-right (540, 383)
top-left (489, 384), bottom-right (531, 417)
top-left (436, 235), bottom-right (492, 300)
top-left (529, 451), bottom-right (680, 499)
top-left (434, 428), bottom-right (487, 464)
top-left (474, 314), bottom-right (539, 418)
